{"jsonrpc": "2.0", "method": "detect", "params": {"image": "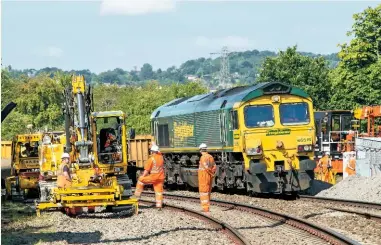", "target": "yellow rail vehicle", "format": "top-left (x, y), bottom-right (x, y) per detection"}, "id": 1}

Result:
top-left (151, 82), bottom-right (317, 195)
top-left (6, 133), bottom-right (42, 201)
top-left (38, 131), bottom-right (66, 202)
top-left (36, 75), bottom-right (137, 216)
